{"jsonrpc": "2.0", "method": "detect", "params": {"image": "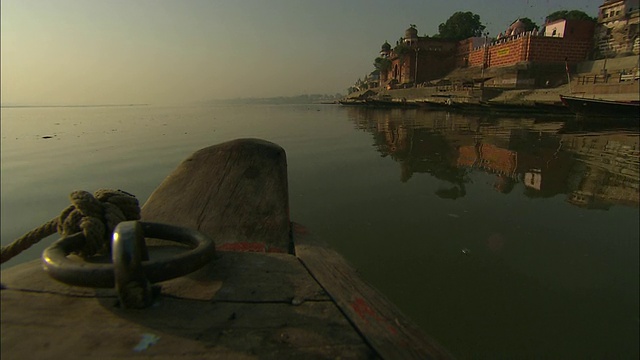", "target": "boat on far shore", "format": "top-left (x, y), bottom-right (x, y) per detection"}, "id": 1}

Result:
top-left (478, 100), bottom-right (573, 115)
top-left (365, 98), bottom-right (420, 108)
top-left (338, 99), bottom-right (367, 106)
top-left (560, 95), bottom-right (640, 118)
